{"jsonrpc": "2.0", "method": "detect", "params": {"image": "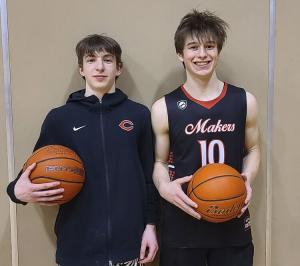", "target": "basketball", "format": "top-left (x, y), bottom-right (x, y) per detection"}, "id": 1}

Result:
top-left (23, 145), bottom-right (85, 204)
top-left (187, 163), bottom-right (246, 223)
